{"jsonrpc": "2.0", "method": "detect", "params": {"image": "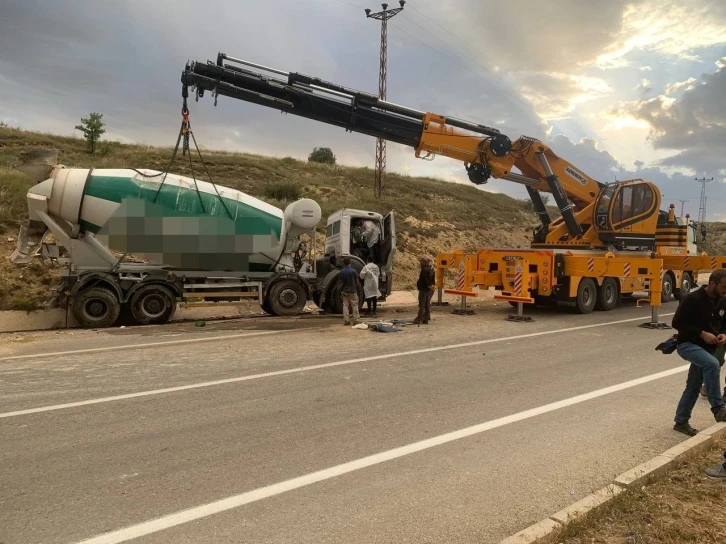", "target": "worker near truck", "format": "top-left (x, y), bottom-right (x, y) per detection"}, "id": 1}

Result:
top-left (359, 255), bottom-right (381, 317)
top-left (413, 254), bottom-right (436, 325)
top-left (340, 257), bottom-right (361, 326)
top-left (672, 269), bottom-right (726, 436)
top-left (361, 219), bottom-right (381, 264)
